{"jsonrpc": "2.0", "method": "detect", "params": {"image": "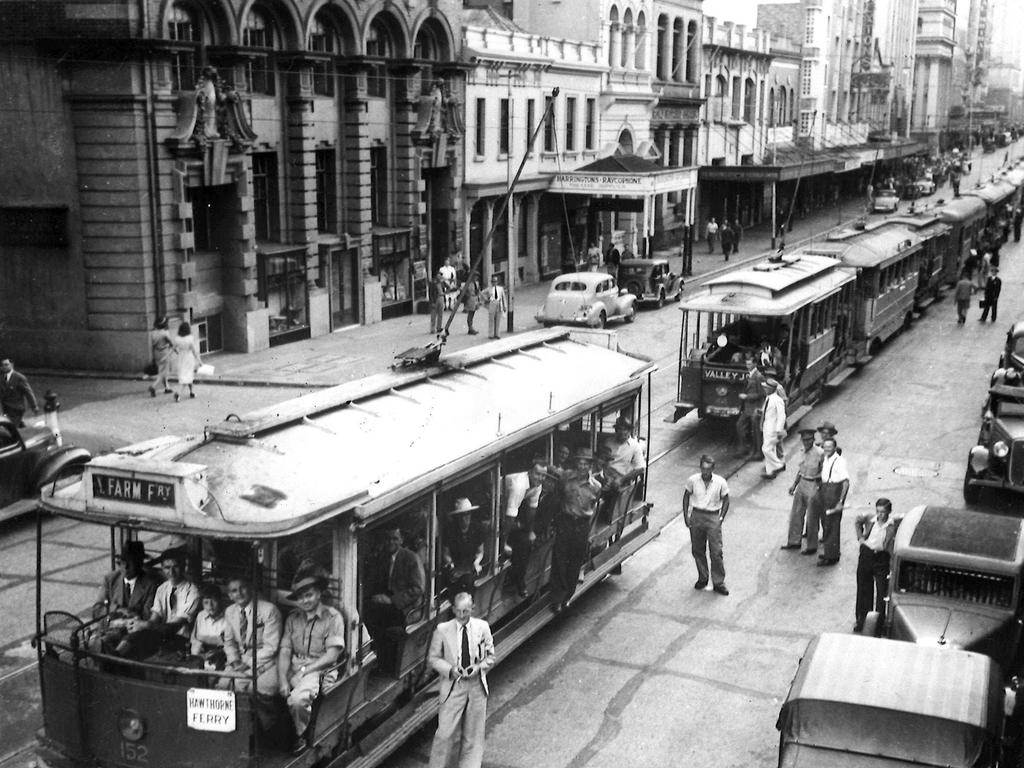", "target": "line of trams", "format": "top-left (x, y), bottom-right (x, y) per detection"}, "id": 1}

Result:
top-left (25, 161), bottom-right (1024, 768)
